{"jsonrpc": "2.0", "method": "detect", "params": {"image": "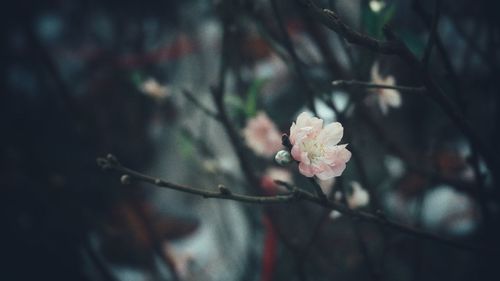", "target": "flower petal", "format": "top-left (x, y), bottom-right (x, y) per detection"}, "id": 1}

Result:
top-left (318, 122), bottom-right (344, 146)
top-left (383, 75), bottom-right (396, 87)
top-left (384, 90), bottom-right (401, 107)
top-left (298, 162), bottom-right (315, 177)
top-left (290, 112), bottom-right (323, 143)
top-left (370, 62), bottom-right (382, 84)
